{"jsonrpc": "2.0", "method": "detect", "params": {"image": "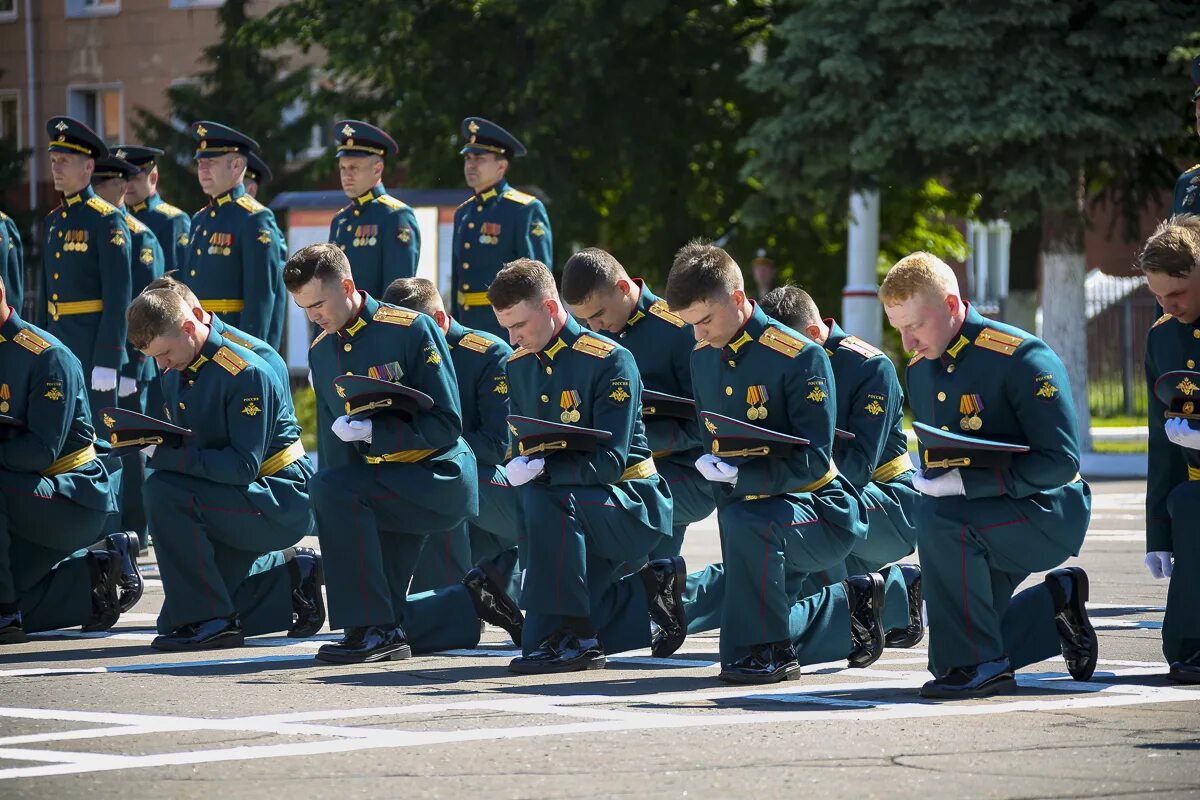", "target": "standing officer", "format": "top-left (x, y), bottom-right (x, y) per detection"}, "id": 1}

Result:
top-left (452, 117), bottom-right (552, 338)
top-left (0, 274), bottom-right (136, 642)
top-left (40, 116), bottom-right (132, 422)
top-left (880, 251), bottom-right (1097, 698)
top-left (120, 145), bottom-right (192, 272)
top-left (284, 243), bottom-right (522, 663)
top-left (123, 289), bottom-right (322, 651)
top-left (759, 285), bottom-right (924, 648)
top-left (91, 152), bottom-right (165, 539)
top-left (383, 277), bottom-right (519, 596)
top-left (328, 121), bottom-right (420, 299)
top-left (488, 258), bottom-right (686, 674)
top-left (242, 149), bottom-right (289, 350)
top-left (1171, 57), bottom-right (1200, 216)
top-left (0, 209), bottom-right (22, 313)
top-left (665, 242), bottom-right (883, 684)
top-left (1137, 213), bottom-right (1200, 682)
top-left (244, 151), bottom-right (271, 199)
top-left (560, 247), bottom-right (715, 560)
top-left (184, 121), bottom-right (285, 349)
